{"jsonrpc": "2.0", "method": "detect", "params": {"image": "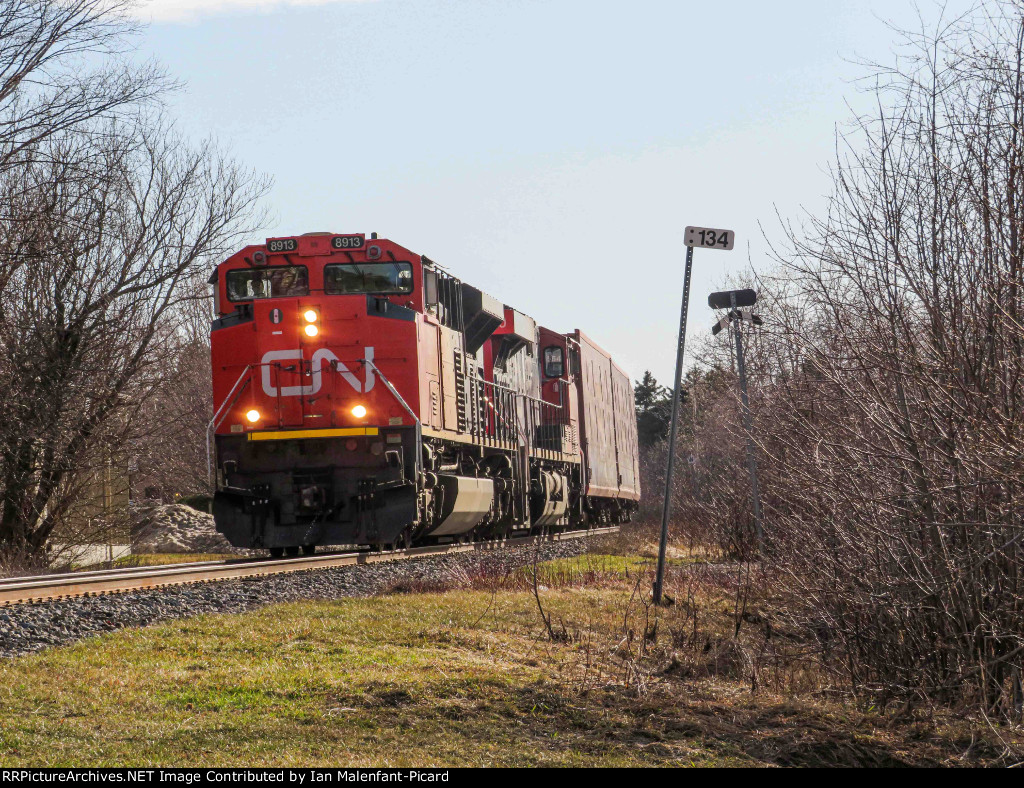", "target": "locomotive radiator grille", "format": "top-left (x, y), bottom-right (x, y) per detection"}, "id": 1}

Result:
top-left (455, 352), bottom-right (468, 433)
